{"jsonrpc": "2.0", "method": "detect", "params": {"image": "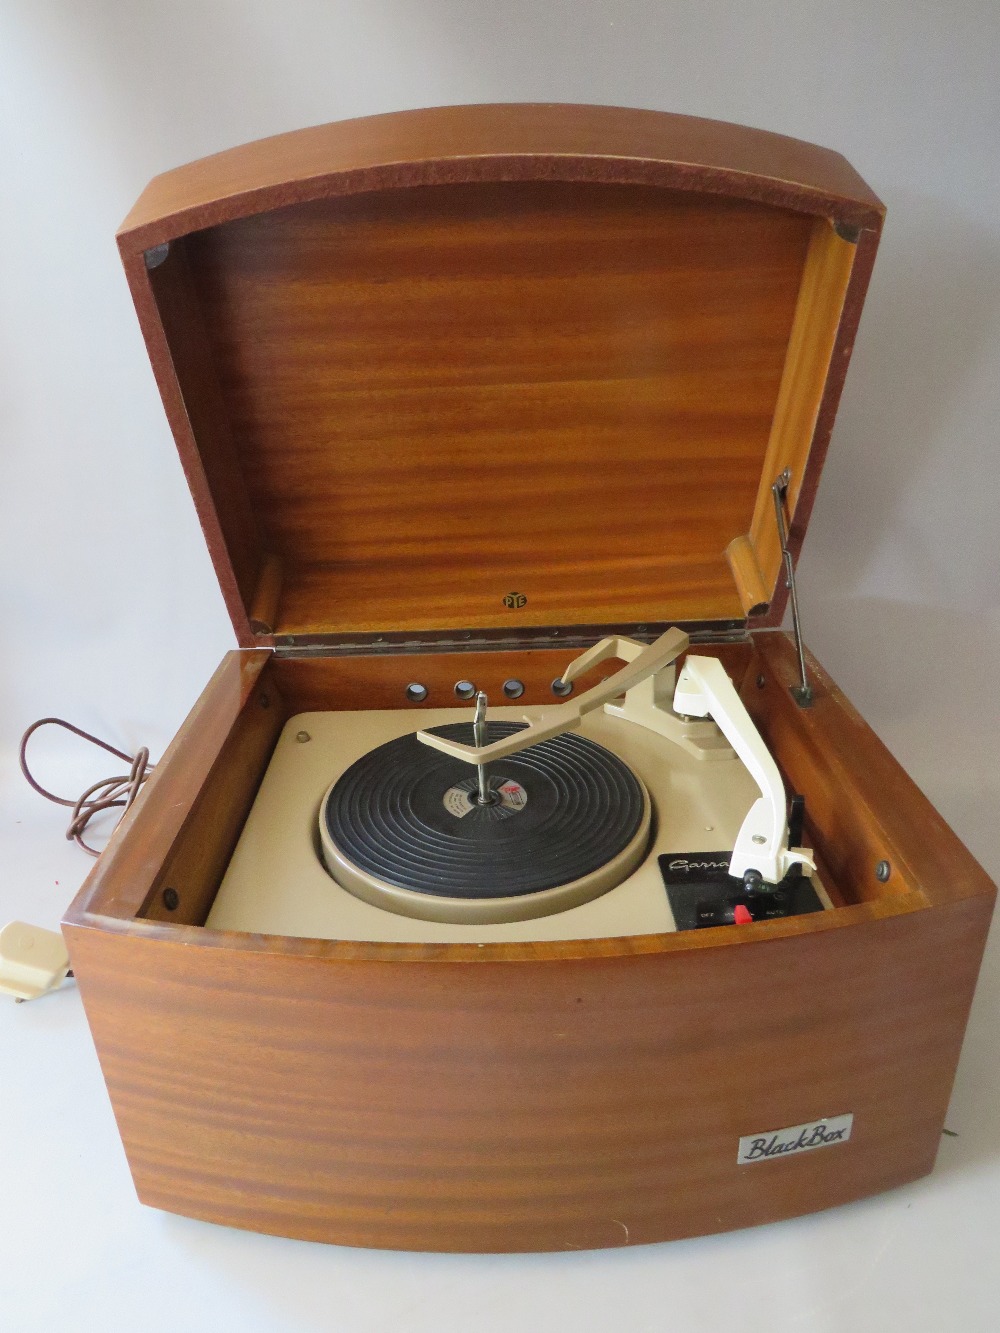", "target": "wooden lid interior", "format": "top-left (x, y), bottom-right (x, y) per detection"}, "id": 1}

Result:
top-left (122, 107), bottom-right (882, 647)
